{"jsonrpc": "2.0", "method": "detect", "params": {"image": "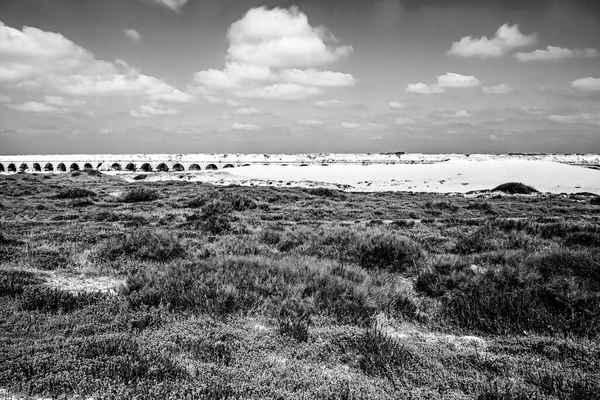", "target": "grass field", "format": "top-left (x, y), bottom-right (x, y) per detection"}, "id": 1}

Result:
top-left (1, 171), bottom-right (599, 399)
